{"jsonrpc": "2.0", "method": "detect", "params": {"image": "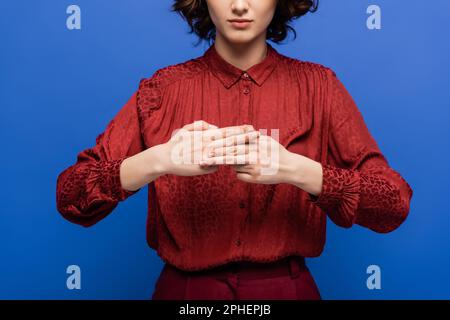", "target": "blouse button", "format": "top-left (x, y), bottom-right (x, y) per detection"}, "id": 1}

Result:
top-left (243, 87), bottom-right (250, 95)
top-left (239, 201), bottom-right (246, 209)
top-left (235, 239), bottom-right (242, 246)
top-left (242, 72), bottom-right (249, 79)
